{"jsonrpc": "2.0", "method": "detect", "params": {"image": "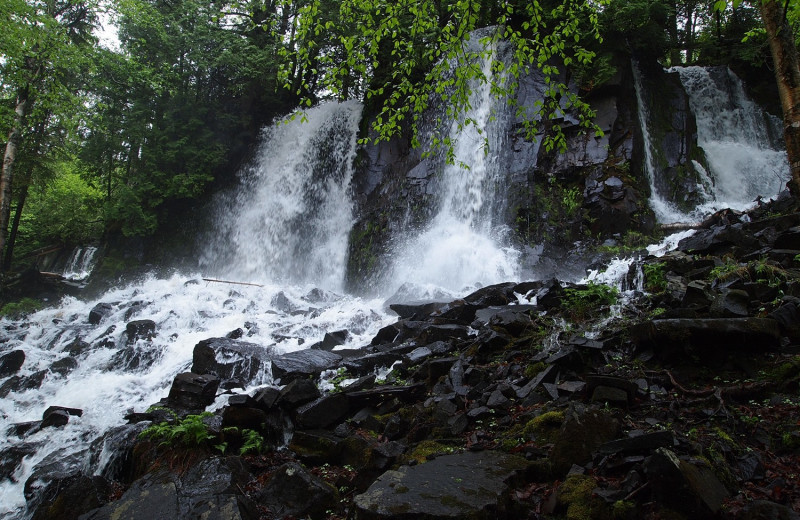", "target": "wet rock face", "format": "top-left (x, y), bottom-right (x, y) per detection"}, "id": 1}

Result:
top-left (354, 451), bottom-right (530, 520)
top-left (192, 337), bottom-right (274, 386)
